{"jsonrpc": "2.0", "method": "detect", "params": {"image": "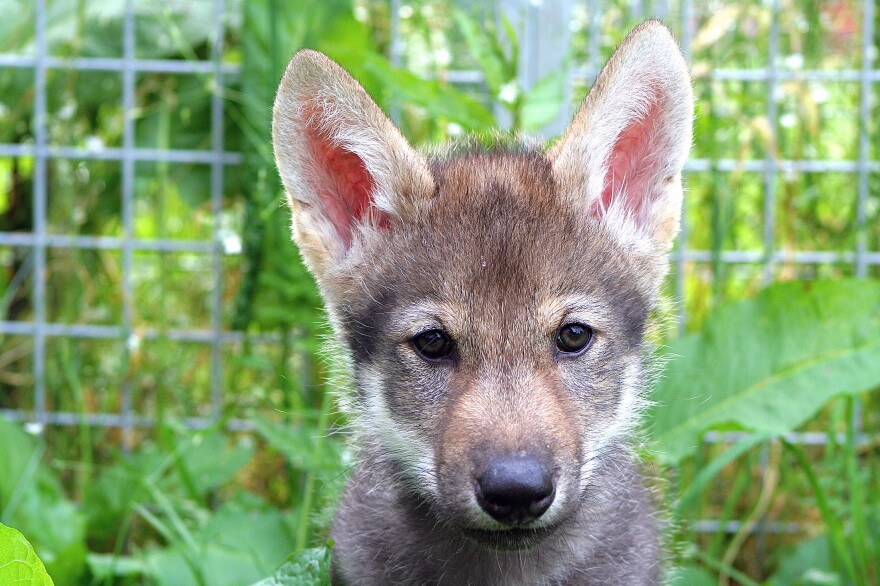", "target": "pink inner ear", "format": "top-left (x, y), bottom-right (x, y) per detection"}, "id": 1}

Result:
top-left (305, 114), bottom-right (390, 248)
top-left (596, 98), bottom-right (664, 223)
